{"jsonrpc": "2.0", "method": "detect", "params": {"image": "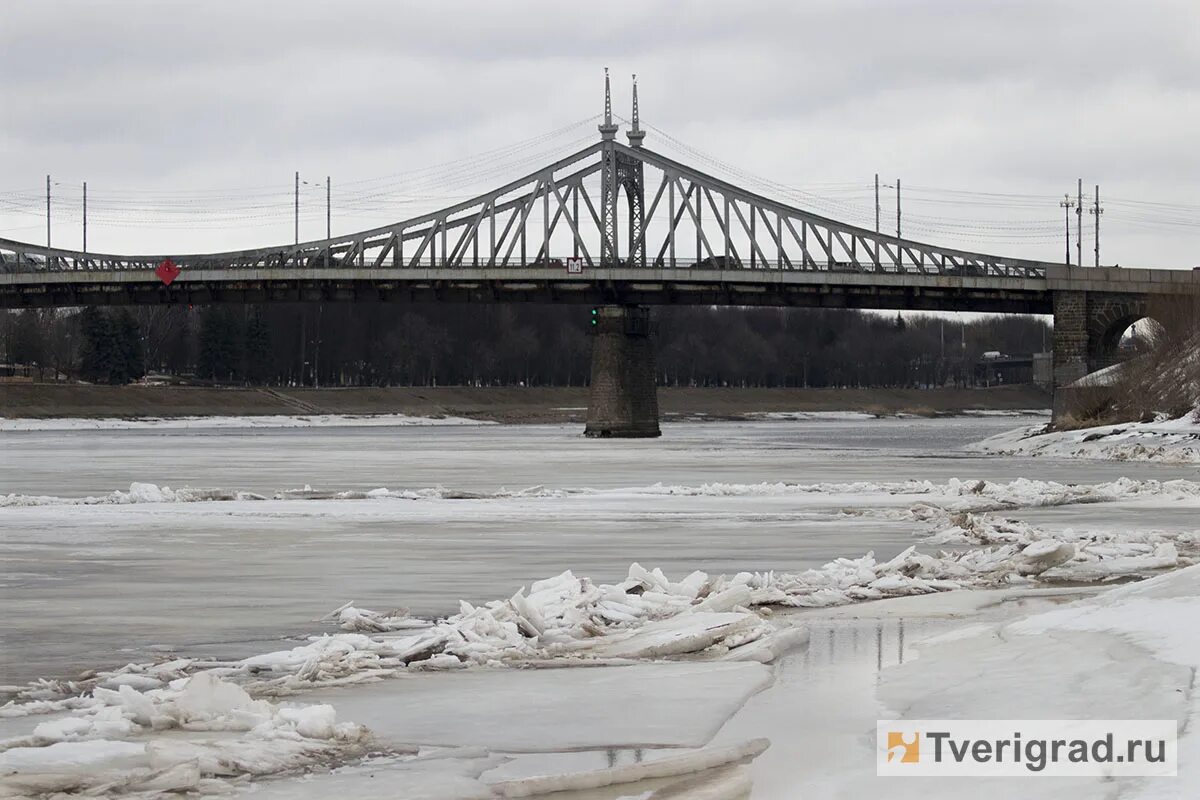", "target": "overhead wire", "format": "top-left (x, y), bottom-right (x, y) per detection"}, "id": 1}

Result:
top-left (1, 114), bottom-right (1195, 250)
